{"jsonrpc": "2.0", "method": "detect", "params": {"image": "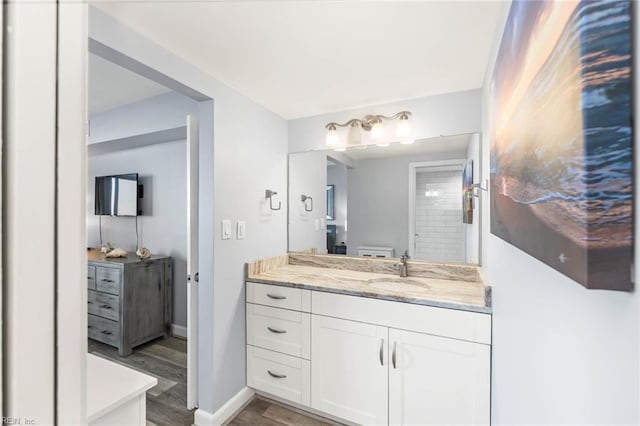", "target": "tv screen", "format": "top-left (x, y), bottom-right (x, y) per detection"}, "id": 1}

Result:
top-left (95, 173), bottom-right (139, 216)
